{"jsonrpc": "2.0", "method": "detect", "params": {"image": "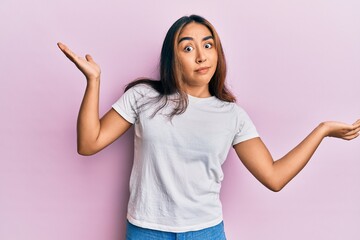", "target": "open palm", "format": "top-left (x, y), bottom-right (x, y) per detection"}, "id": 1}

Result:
top-left (57, 42), bottom-right (101, 81)
top-left (324, 119), bottom-right (360, 140)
